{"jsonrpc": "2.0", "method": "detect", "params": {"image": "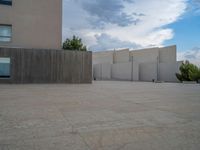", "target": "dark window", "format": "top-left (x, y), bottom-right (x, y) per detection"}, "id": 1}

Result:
top-left (0, 58), bottom-right (10, 78)
top-left (0, 25), bottom-right (12, 42)
top-left (0, 0), bottom-right (12, 5)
